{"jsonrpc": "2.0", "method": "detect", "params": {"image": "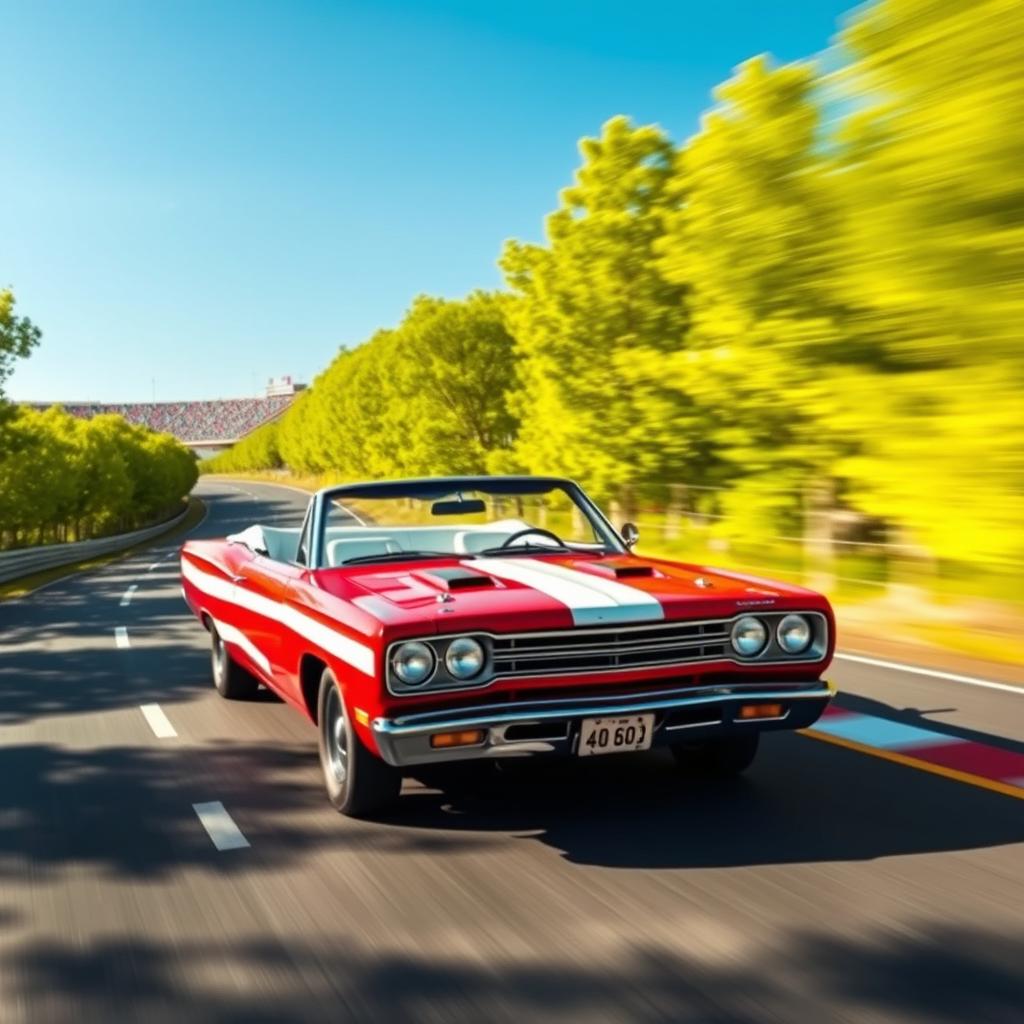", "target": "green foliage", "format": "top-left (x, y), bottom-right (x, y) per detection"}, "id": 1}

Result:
top-left (205, 0), bottom-right (1024, 575)
top-left (824, 0), bottom-right (1024, 567)
top-left (205, 291), bottom-right (517, 479)
top-left (500, 116), bottom-right (695, 502)
top-left (0, 405), bottom-right (198, 548)
top-left (202, 416), bottom-right (283, 476)
top-left (0, 290), bottom-right (41, 403)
